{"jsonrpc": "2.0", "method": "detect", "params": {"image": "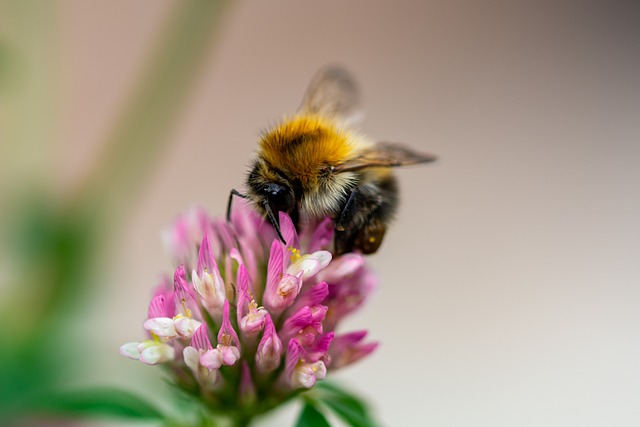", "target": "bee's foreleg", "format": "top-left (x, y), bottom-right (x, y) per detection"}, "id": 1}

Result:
top-left (227, 189), bottom-right (248, 222)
